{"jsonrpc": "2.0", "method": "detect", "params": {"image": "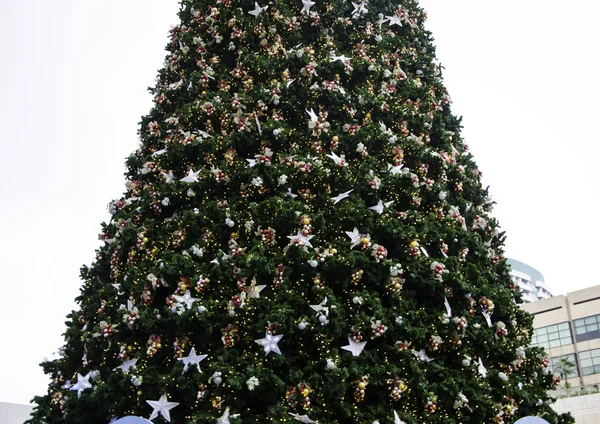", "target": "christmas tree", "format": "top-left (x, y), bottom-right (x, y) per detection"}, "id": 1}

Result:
top-left (29, 1), bottom-right (573, 423)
